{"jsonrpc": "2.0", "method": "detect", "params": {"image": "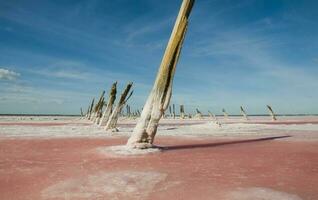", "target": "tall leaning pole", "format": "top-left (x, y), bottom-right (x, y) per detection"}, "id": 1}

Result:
top-left (267, 105), bottom-right (277, 121)
top-left (127, 0), bottom-right (195, 148)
